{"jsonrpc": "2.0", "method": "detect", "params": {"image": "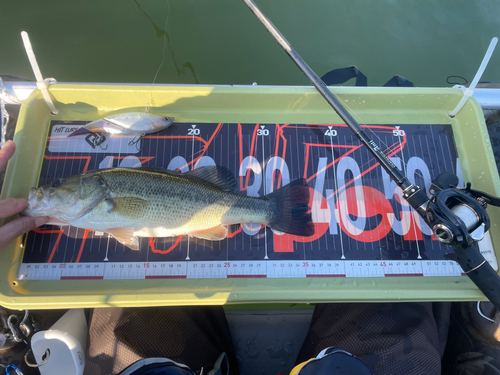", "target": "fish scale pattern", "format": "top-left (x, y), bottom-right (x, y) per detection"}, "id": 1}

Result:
top-left (83, 167), bottom-right (270, 234)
